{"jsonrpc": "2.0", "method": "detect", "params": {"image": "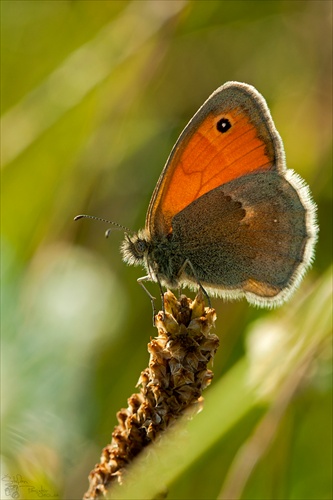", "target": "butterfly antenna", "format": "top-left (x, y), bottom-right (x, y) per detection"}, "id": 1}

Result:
top-left (74, 214), bottom-right (131, 238)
